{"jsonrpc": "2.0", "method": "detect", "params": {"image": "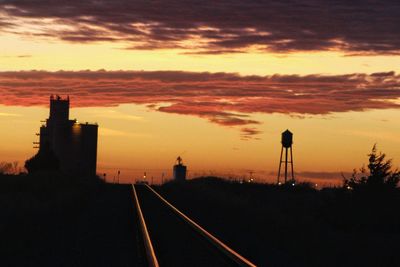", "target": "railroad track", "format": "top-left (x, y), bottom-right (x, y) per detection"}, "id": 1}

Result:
top-left (132, 184), bottom-right (257, 267)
